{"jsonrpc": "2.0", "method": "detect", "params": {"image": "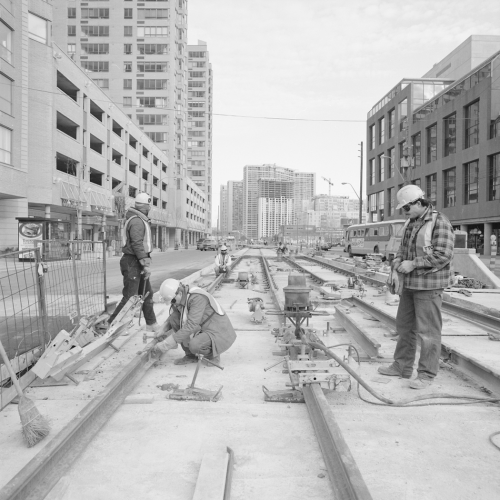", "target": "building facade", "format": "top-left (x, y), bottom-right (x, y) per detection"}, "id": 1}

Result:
top-left (0, 1), bottom-right (206, 251)
top-left (52, 0), bottom-right (193, 240)
top-left (257, 179), bottom-right (294, 238)
top-left (366, 35), bottom-right (500, 257)
top-left (187, 41), bottom-right (212, 233)
top-left (227, 180), bottom-right (243, 234)
top-left (243, 164), bottom-right (315, 239)
top-left (219, 184), bottom-right (227, 234)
